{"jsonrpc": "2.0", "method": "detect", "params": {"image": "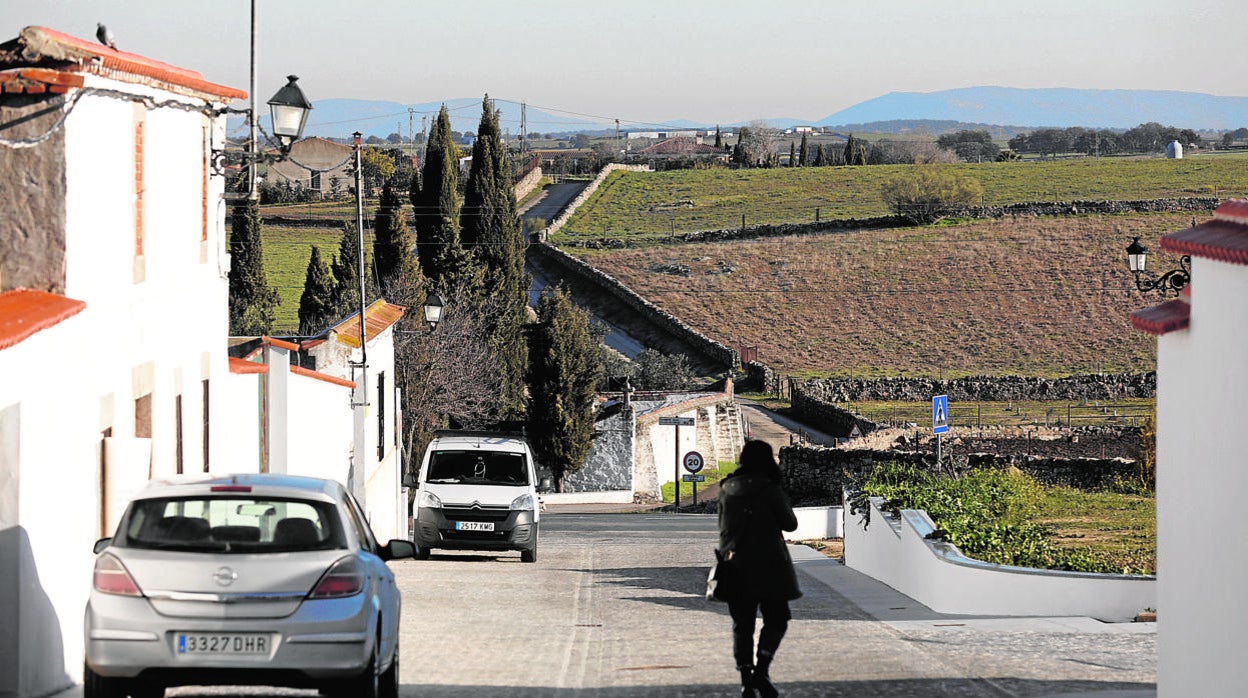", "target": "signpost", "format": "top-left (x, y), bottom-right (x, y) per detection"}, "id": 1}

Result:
top-left (659, 416), bottom-right (695, 508)
top-left (933, 395), bottom-right (949, 469)
top-left (683, 450), bottom-right (705, 506)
